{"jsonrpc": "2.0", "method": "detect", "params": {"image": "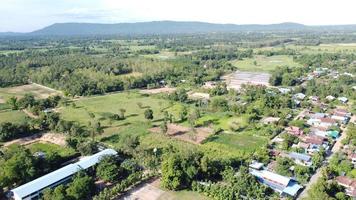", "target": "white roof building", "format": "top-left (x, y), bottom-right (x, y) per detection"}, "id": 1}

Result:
top-left (11, 149), bottom-right (117, 200)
